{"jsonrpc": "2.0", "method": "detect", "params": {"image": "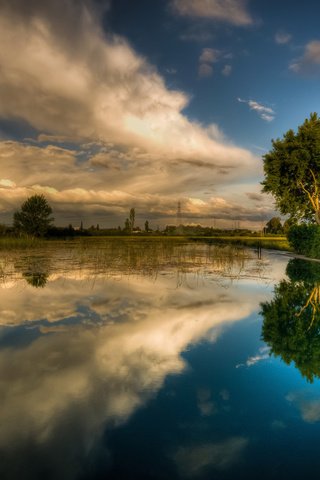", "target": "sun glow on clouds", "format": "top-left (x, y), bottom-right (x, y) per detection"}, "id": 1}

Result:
top-left (0, 0), bottom-right (264, 227)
